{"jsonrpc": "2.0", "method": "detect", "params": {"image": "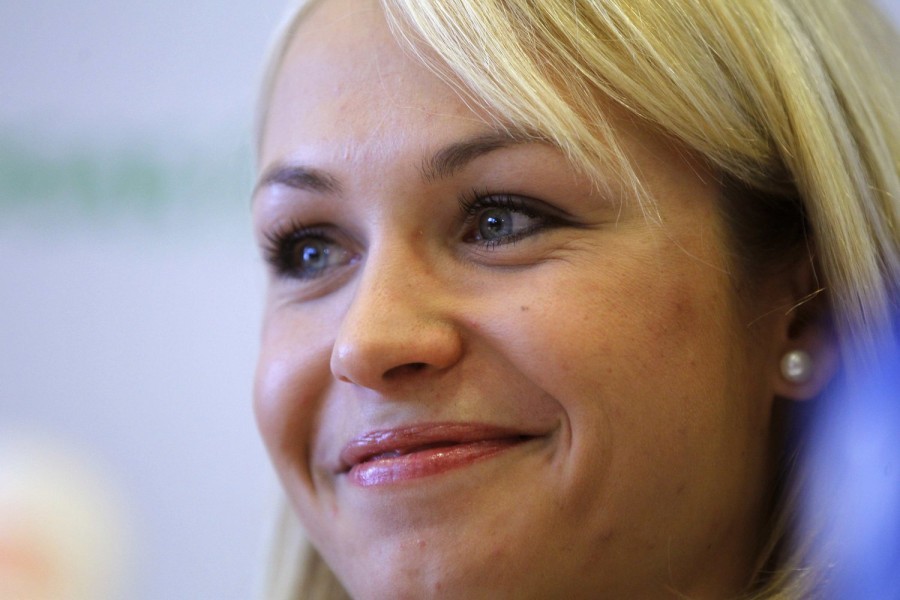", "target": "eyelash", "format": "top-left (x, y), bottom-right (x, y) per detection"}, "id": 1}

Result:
top-left (261, 192), bottom-right (560, 279)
